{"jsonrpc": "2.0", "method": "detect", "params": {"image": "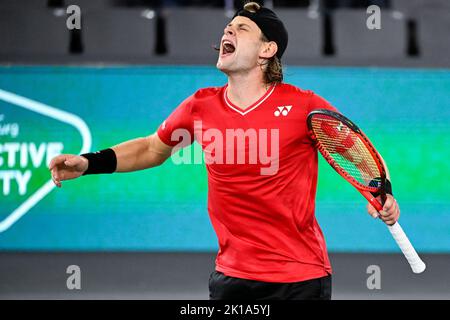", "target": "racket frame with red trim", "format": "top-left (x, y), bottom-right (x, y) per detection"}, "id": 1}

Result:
top-left (307, 109), bottom-right (386, 211)
top-left (307, 109), bottom-right (426, 274)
